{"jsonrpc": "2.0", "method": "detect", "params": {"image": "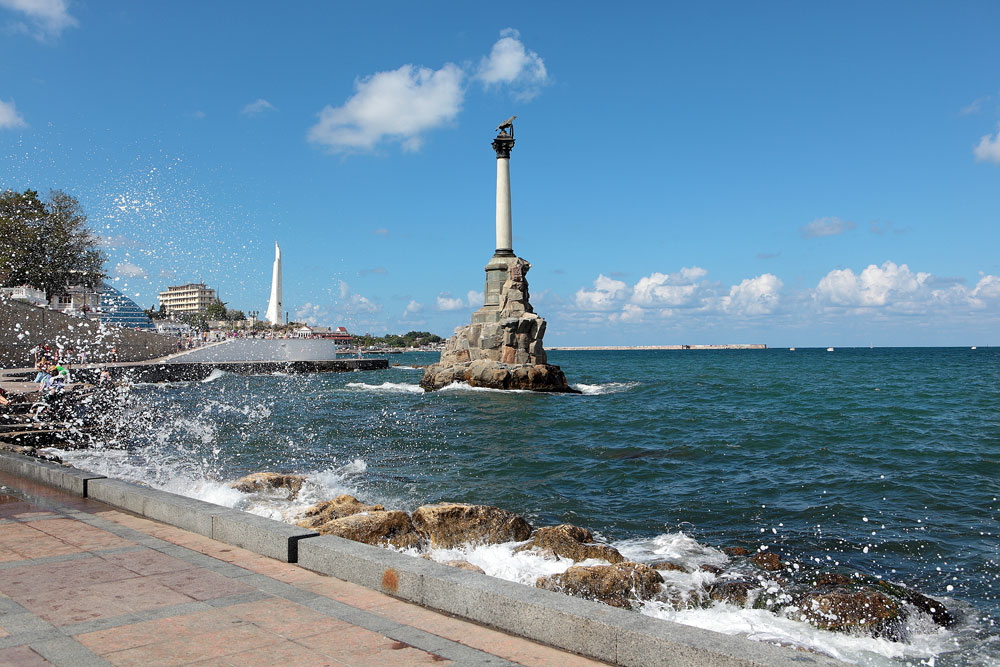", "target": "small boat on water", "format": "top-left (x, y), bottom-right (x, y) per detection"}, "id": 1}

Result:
top-left (789, 347), bottom-right (795, 351)
top-left (826, 347), bottom-right (834, 352)
top-left (971, 346), bottom-right (977, 350)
